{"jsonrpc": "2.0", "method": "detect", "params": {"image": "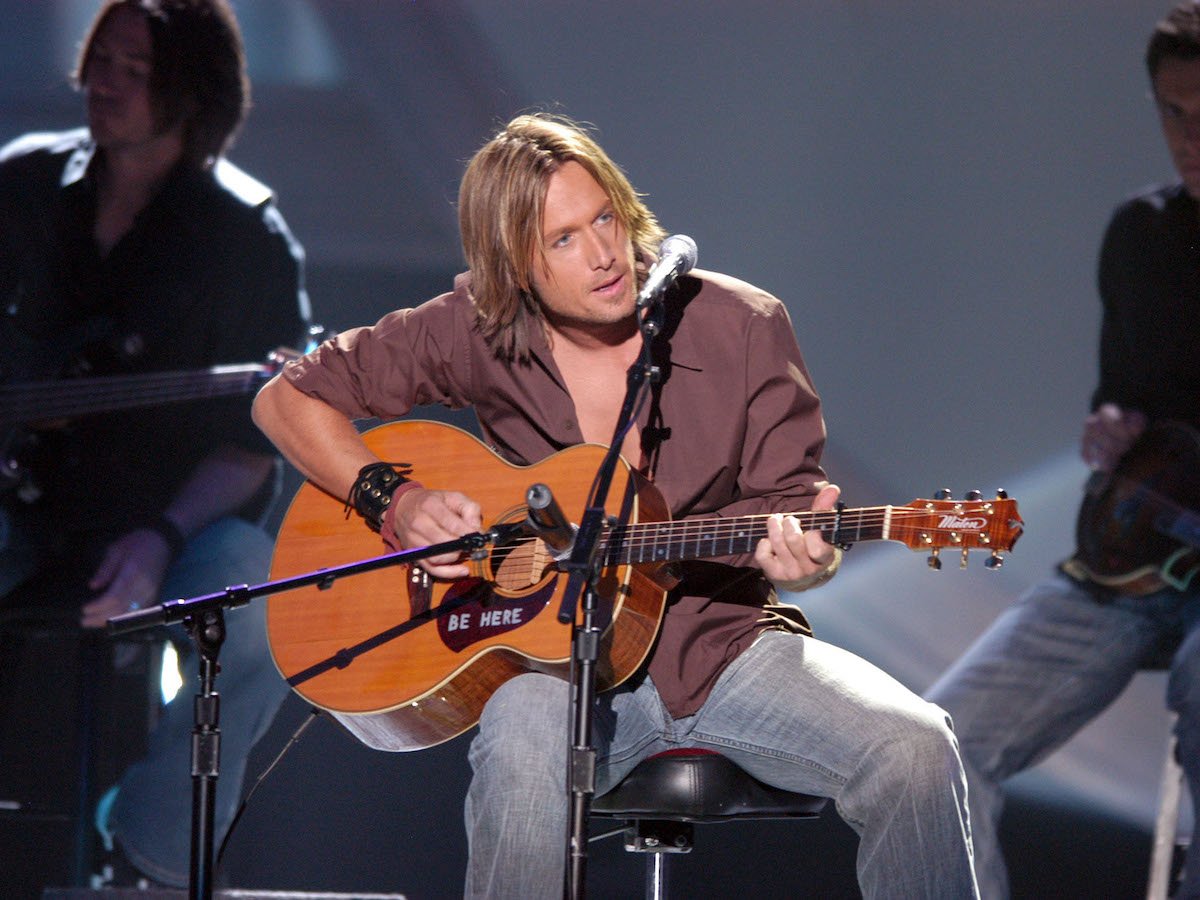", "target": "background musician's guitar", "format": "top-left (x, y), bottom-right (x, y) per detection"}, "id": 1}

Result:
top-left (1067, 420), bottom-right (1200, 595)
top-left (0, 348), bottom-right (294, 502)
